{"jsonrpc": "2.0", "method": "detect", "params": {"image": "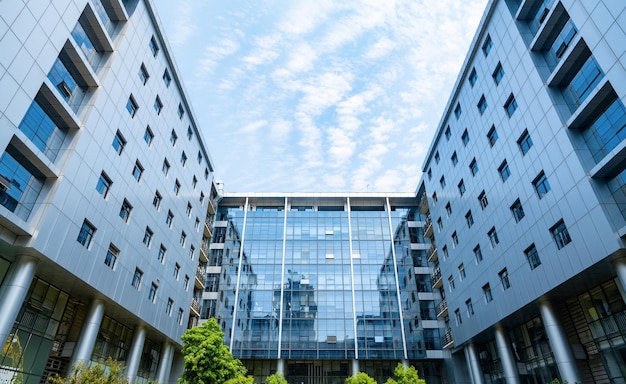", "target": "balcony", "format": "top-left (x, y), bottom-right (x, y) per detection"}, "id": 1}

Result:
top-left (431, 267), bottom-right (442, 289)
top-left (436, 299), bottom-right (448, 318)
top-left (190, 297), bottom-right (201, 317)
top-left (199, 243), bottom-right (209, 263)
top-left (195, 266), bottom-right (206, 289)
top-left (427, 245), bottom-right (438, 263)
top-left (208, 198), bottom-right (216, 215)
top-left (442, 329), bottom-right (454, 349)
top-left (424, 216), bottom-right (433, 238)
top-left (204, 219), bottom-right (213, 238)
top-left (419, 194), bottom-right (429, 214)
